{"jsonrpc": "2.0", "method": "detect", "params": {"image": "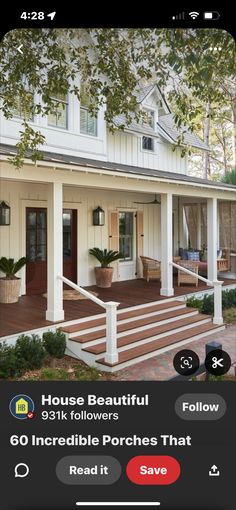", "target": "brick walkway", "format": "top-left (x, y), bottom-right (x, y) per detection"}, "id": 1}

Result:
top-left (115, 324), bottom-right (236, 381)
